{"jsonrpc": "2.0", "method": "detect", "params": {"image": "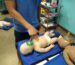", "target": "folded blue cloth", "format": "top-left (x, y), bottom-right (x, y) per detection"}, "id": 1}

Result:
top-left (0, 18), bottom-right (14, 30)
top-left (3, 17), bottom-right (14, 23)
top-left (0, 24), bottom-right (13, 30)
